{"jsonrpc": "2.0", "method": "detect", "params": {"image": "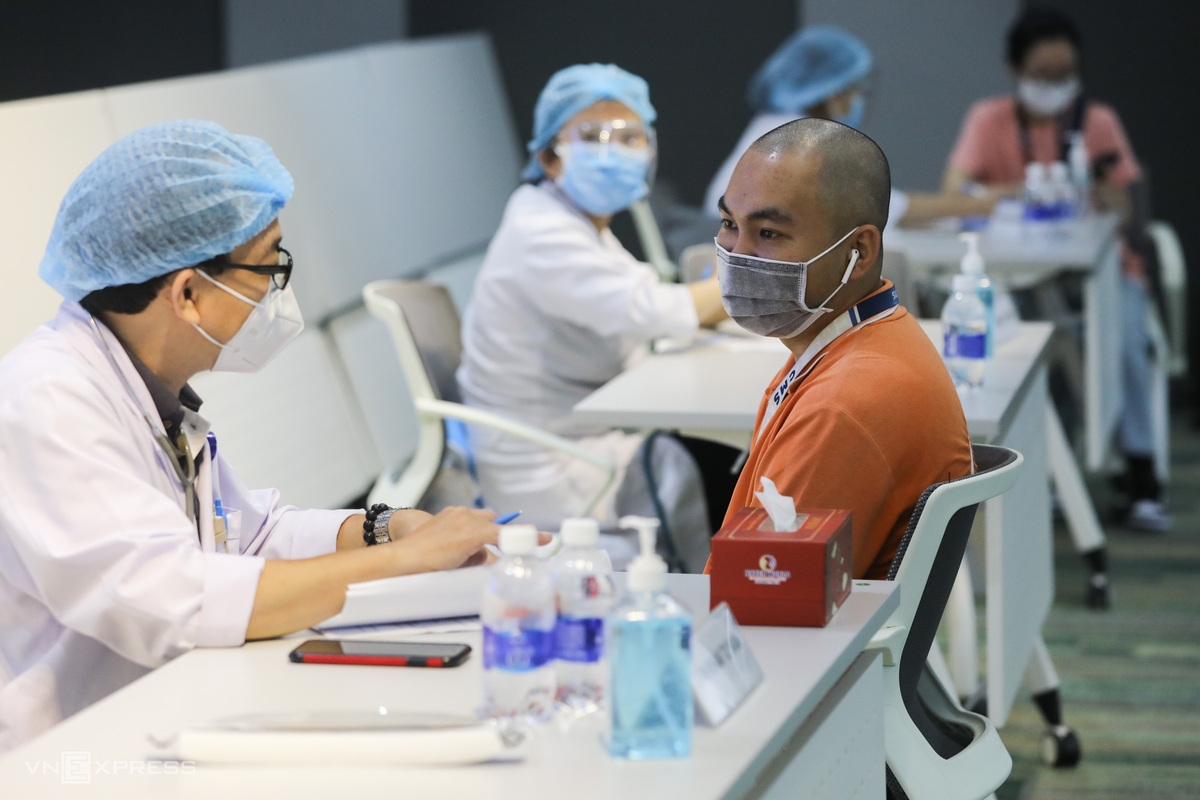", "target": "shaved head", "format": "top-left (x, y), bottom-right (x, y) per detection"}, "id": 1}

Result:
top-left (749, 118), bottom-right (891, 235)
